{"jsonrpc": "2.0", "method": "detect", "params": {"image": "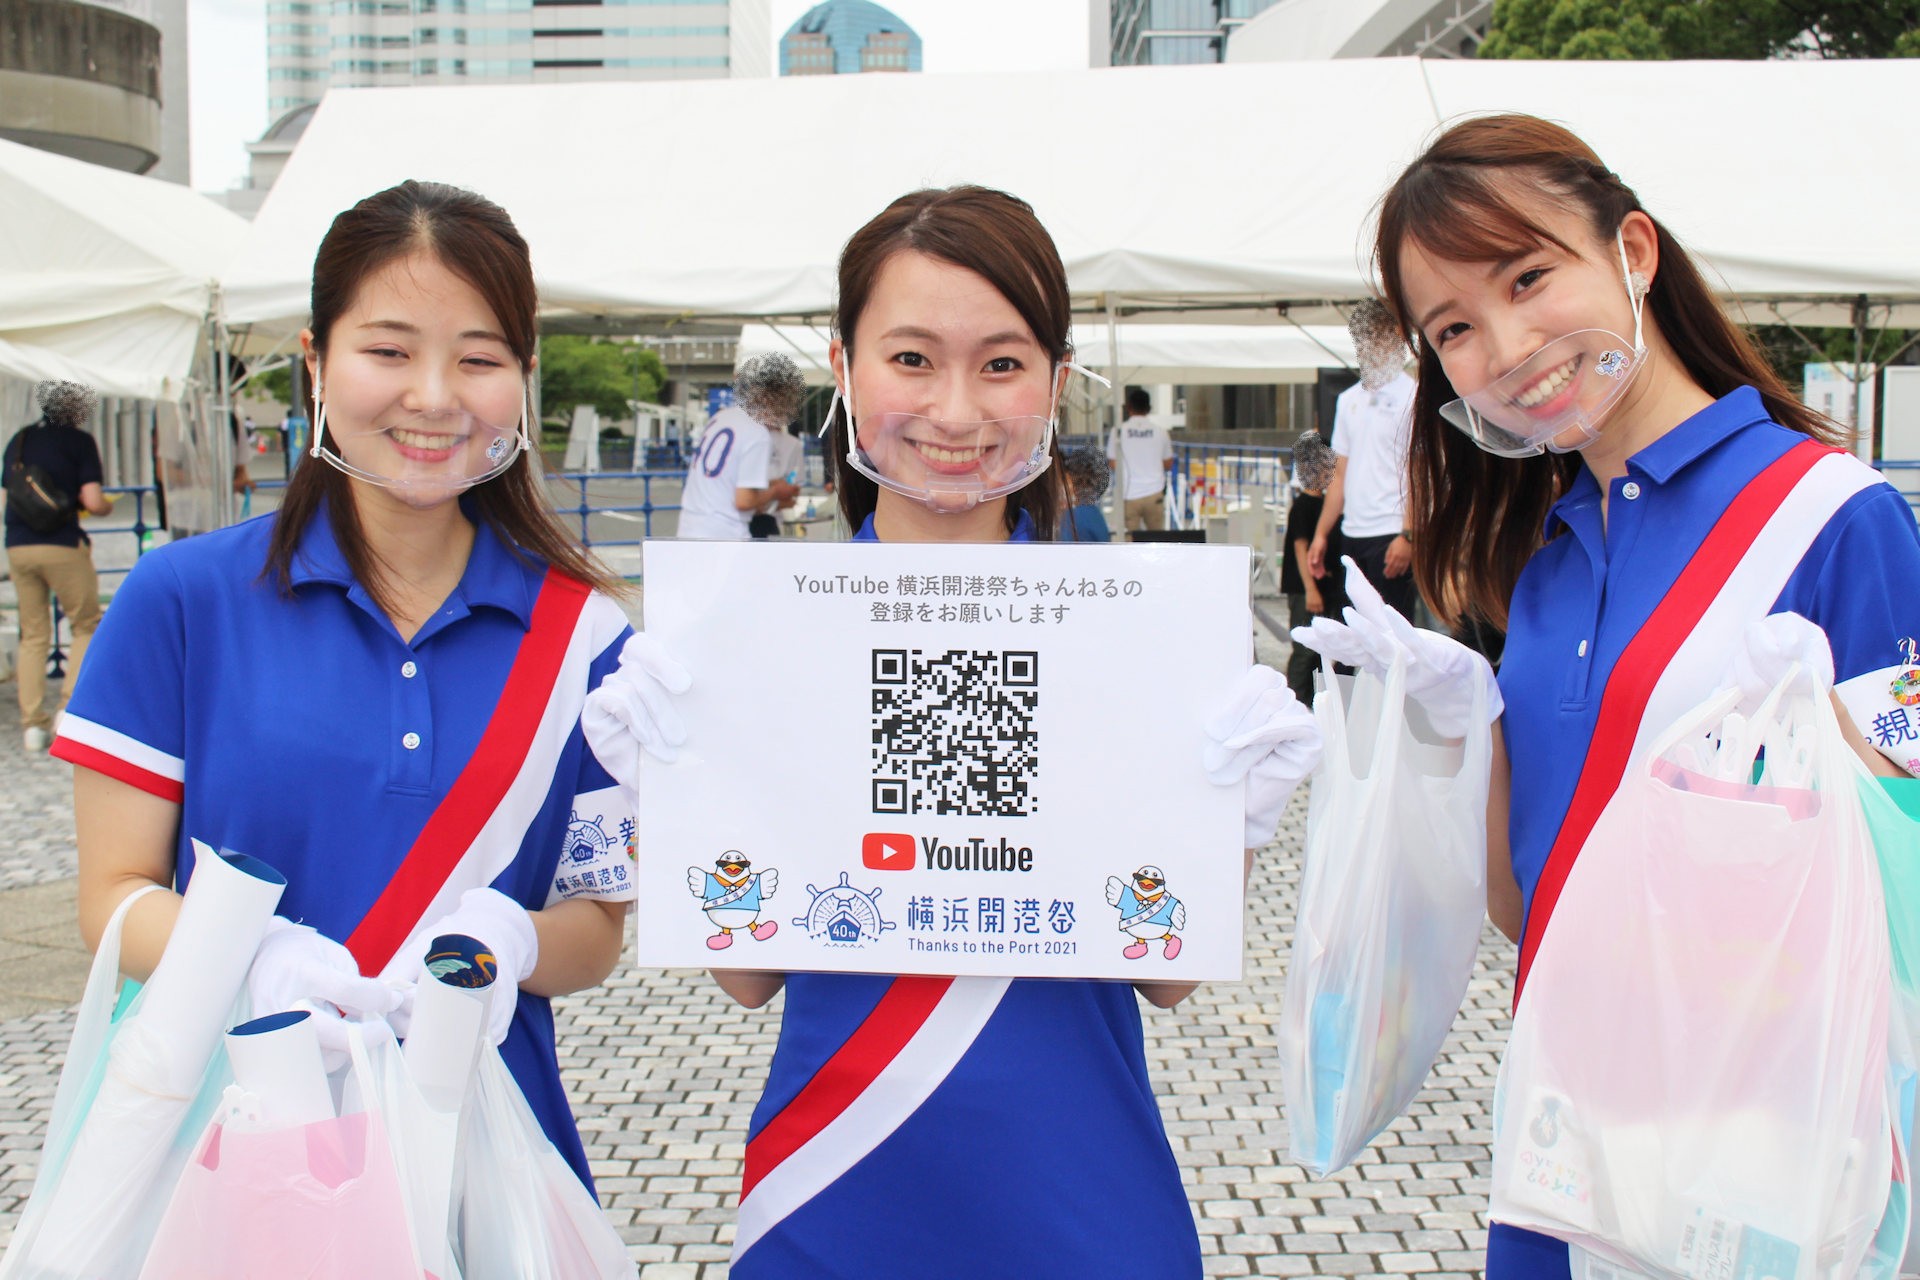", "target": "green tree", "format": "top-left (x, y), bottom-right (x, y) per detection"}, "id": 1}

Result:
top-left (1481, 0), bottom-right (1920, 60)
top-left (537, 335), bottom-right (667, 422)
top-left (252, 365), bottom-right (293, 406)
